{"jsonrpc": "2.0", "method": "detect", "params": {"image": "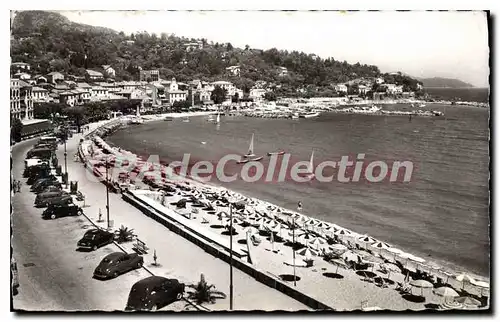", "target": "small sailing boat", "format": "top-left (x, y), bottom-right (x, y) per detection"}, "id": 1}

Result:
top-left (216, 112), bottom-right (221, 124)
top-left (300, 150), bottom-right (315, 179)
top-left (244, 134), bottom-right (256, 158)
